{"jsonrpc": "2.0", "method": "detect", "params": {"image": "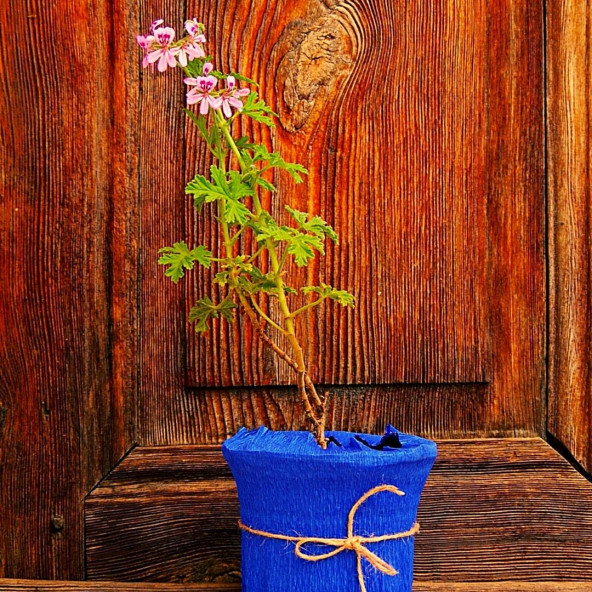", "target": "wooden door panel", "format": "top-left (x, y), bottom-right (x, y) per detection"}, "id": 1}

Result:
top-left (139, 0), bottom-right (544, 446)
top-left (182, 0), bottom-right (490, 388)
